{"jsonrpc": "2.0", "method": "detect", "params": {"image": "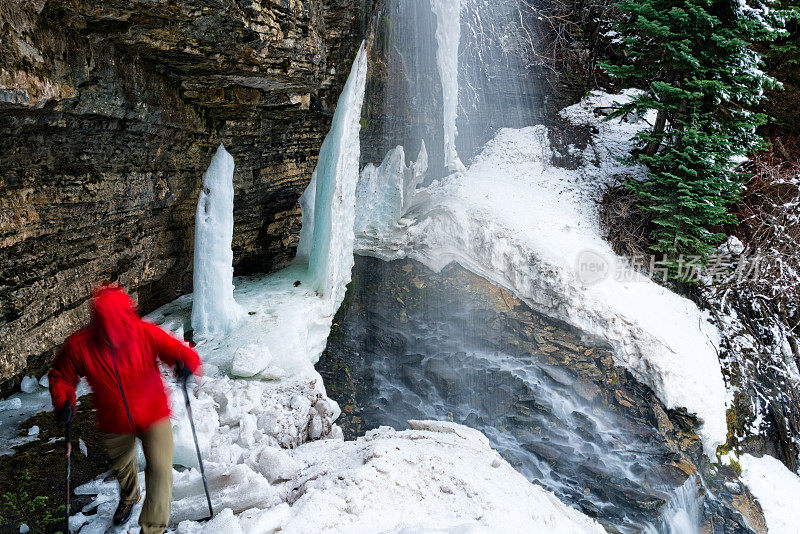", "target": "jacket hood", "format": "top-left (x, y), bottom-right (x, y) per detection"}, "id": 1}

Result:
top-left (91, 284), bottom-right (139, 348)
